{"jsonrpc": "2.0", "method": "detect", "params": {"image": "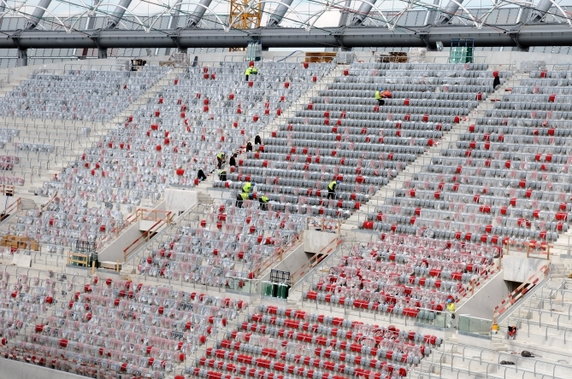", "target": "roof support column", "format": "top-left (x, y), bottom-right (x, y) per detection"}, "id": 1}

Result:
top-left (186, 0), bottom-right (213, 27)
top-left (425, 0), bottom-right (442, 25)
top-left (106, 0), bottom-right (132, 29)
top-left (267, 0), bottom-right (293, 27)
top-left (25, 0), bottom-right (52, 29)
top-left (528, 0), bottom-right (553, 22)
top-left (17, 47), bottom-right (27, 67)
top-left (86, 0), bottom-right (103, 30)
top-left (349, 0), bottom-right (378, 26)
top-left (436, 0), bottom-right (464, 24)
top-left (165, 1), bottom-right (183, 55)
